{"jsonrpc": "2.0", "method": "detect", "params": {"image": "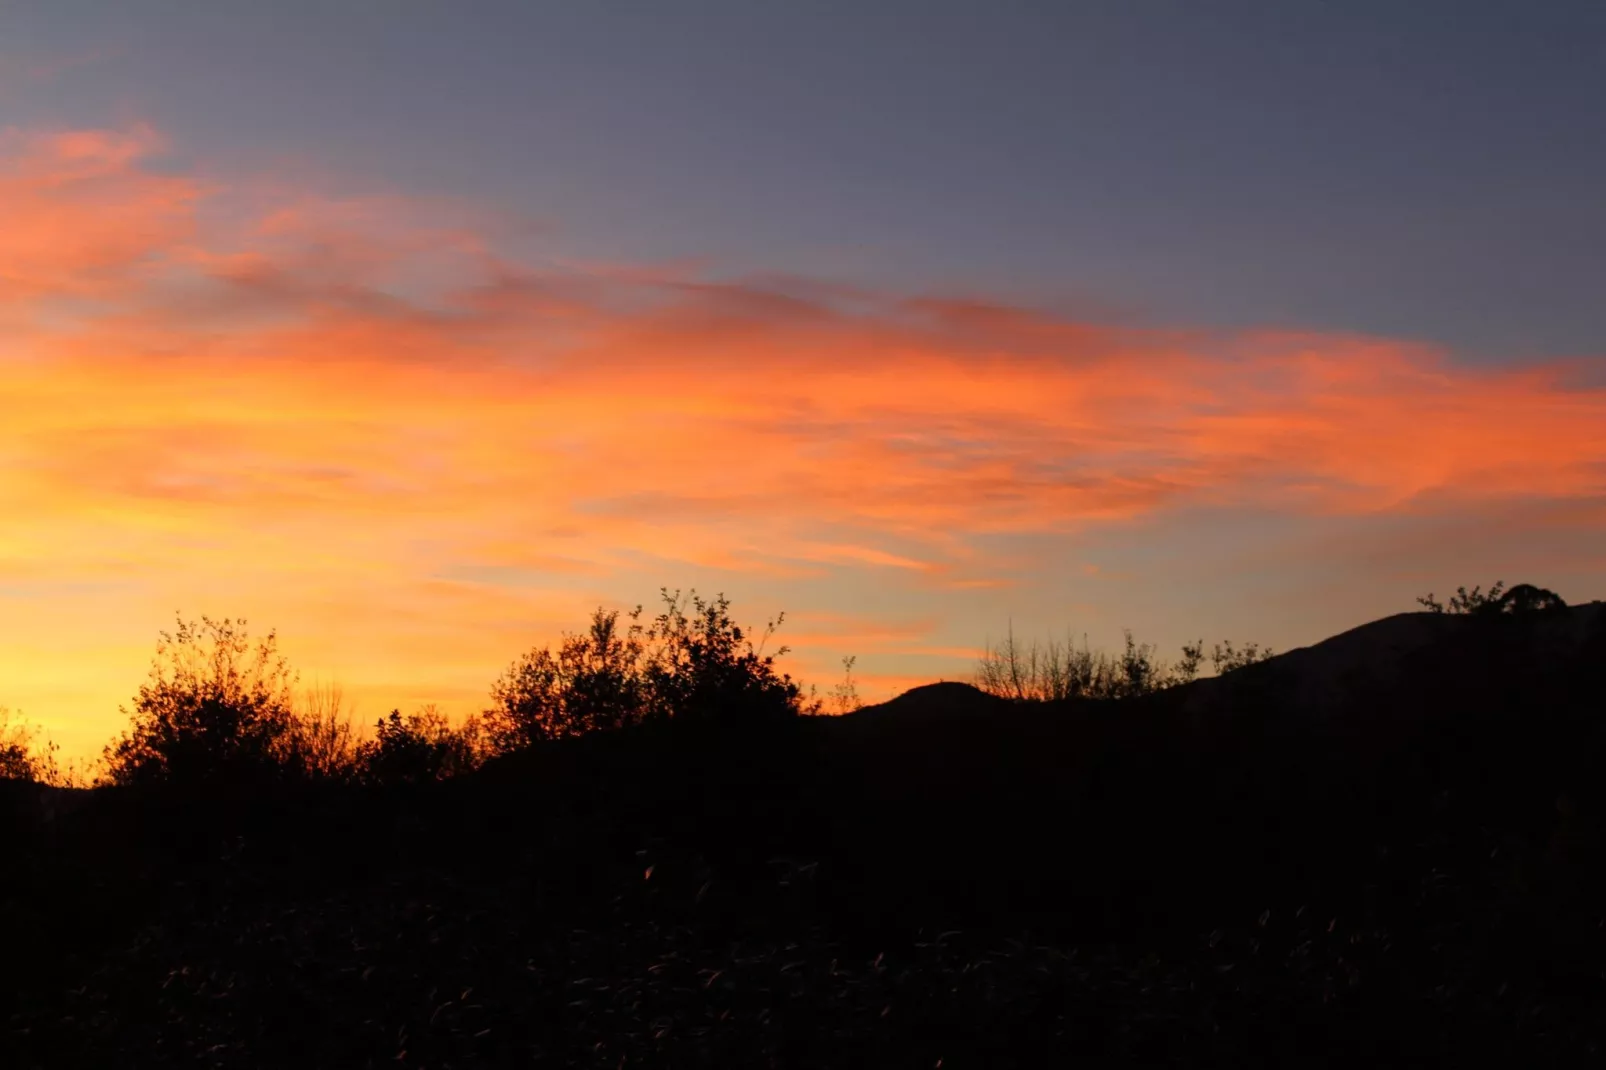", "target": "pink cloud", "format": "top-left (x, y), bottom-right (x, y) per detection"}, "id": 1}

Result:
top-left (3, 126), bottom-right (1604, 759)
